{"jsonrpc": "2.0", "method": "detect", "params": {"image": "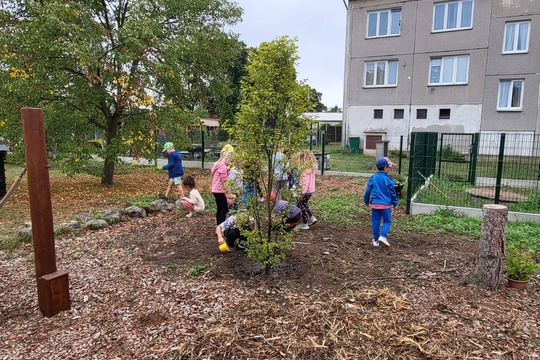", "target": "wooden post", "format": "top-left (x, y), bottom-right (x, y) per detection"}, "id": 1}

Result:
top-left (21, 107), bottom-right (70, 317)
top-left (462, 204), bottom-right (507, 290)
